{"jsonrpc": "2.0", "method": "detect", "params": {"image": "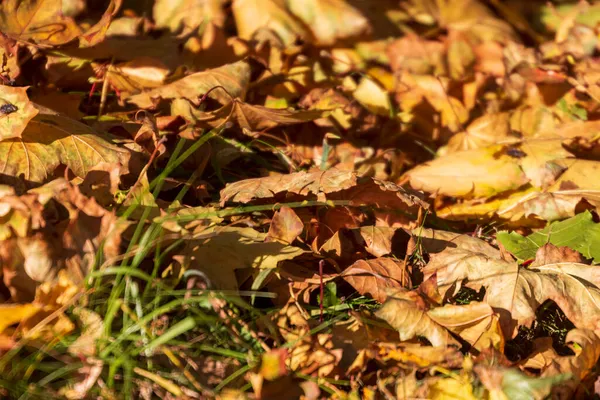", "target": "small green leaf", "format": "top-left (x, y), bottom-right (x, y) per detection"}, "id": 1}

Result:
top-left (498, 211), bottom-right (600, 262)
top-left (324, 282), bottom-right (340, 308)
top-left (501, 369), bottom-right (571, 400)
